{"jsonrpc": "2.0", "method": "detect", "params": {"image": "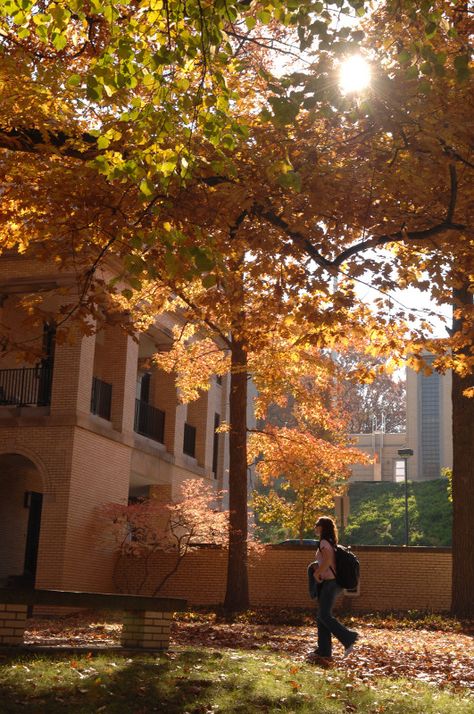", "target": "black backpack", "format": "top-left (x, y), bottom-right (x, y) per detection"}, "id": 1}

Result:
top-left (330, 544), bottom-right (360, 590)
